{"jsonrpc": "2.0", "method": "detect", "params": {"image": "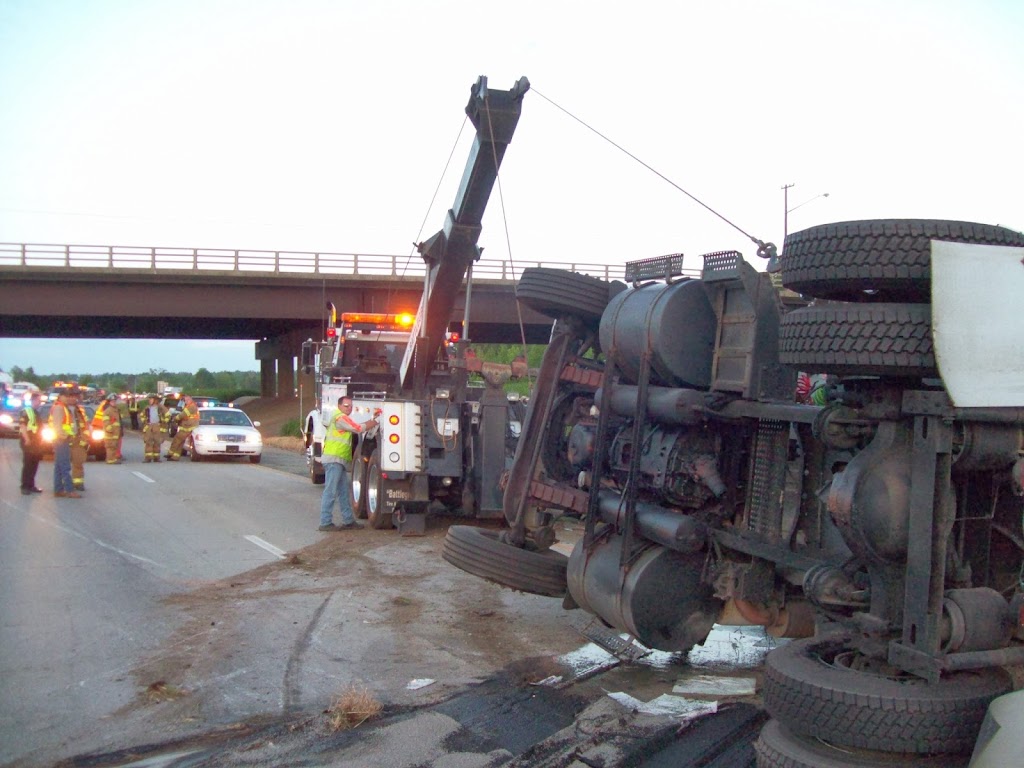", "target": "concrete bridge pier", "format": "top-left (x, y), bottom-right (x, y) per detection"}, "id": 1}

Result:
top-left (256, 329), bottom-right (317, 398)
